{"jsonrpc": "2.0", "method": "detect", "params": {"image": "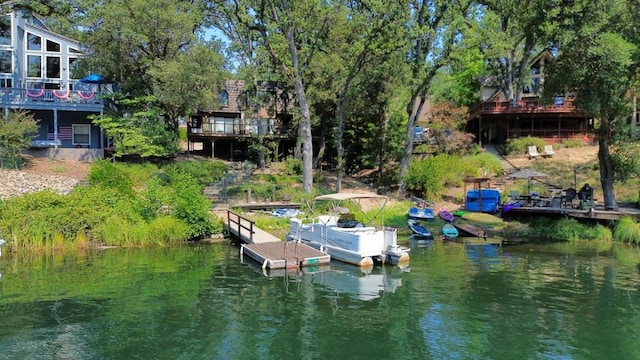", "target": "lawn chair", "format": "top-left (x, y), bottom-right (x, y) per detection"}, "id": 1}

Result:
top-left (527, 146), bottom-right (540, 160)
top-left (563, 188), bottom-right (577, 208)
top-left (543, 145), bottom-right (555, 157)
